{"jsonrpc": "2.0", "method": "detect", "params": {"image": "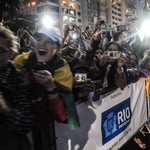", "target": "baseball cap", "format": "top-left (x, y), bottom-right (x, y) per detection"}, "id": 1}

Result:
top-left (37, 26), bottom-right (62, 45)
